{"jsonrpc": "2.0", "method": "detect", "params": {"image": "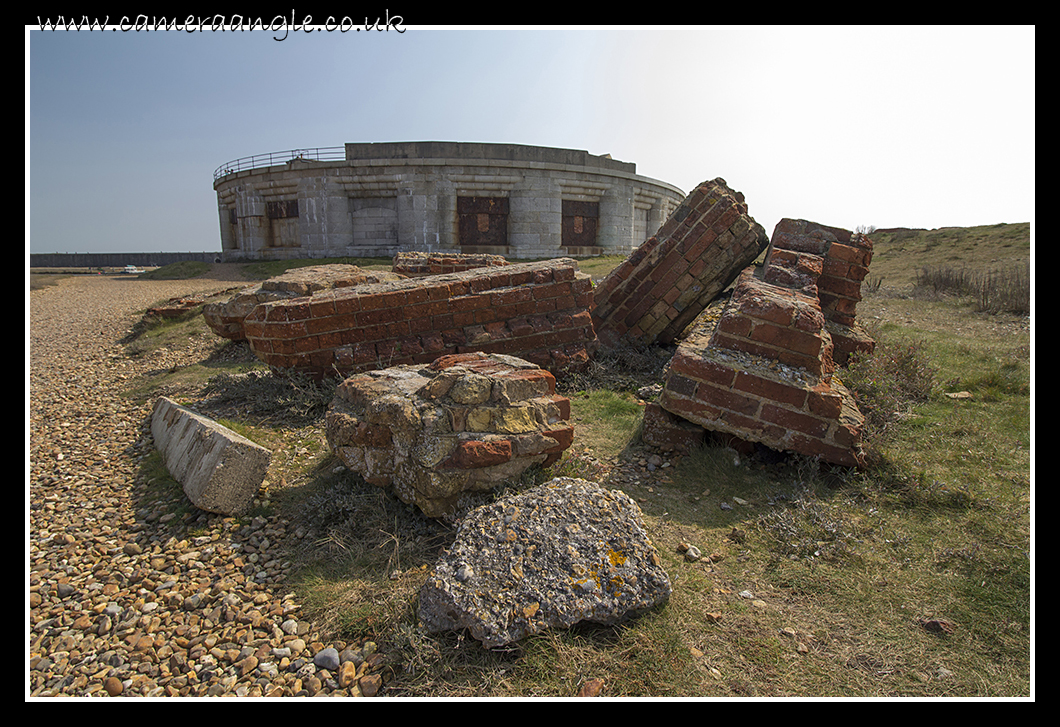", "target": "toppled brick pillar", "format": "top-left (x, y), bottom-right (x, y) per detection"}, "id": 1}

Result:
top-left (765, 219), bottom-right (876, 364)
top-left (591, 178), bottom-right (769, 348)
top-left (417, 477), bottom-right (672, 648)
top-left (242, 258), bottom-right (597, 379)
top-left (325, 352), bottom-right (574, 518)
top-left (203, 264), bottom-right (406, 341)
top-left (150, 397), bottom-right (272, 516)
top-left (658, 265), bottom-right (867, 467)
top-left (392, 251), bottom-right (509, 277)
